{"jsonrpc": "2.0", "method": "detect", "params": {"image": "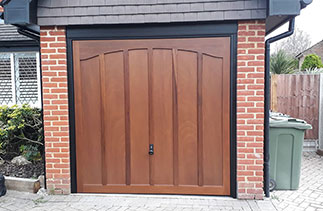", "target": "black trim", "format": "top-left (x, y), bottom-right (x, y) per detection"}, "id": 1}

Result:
top-left (0, 0), bottom-right (11, 6)
top-left (230, 33), bottom-right (238, 199)
top-left (266, 16), bottom-right (293, 35)
top-left (17, 28), bottom-right (40, 42)
top-left (66, 32), bottom-right (77, 194)
top-left (0, 40), bottom-right (39, 52)
top-left (15, 24), bottom-right (40, 36)
top-left (66, 21), bottom-right (238, 197)
top-left (38, 45), bottom-right (46, 189)
top-left (67, 22), bottom-right (238, 40)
